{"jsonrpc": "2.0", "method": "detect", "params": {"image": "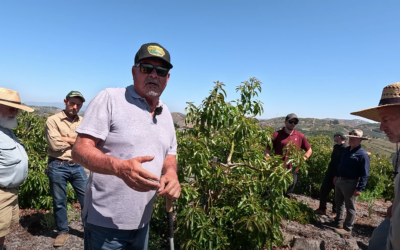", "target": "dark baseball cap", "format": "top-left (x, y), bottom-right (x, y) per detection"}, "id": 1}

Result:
top-left (334, 131), bottom-right (347, 139)
top-left (285, 113), bottom-right (298, 121)
top-left (66, 91), bottom-right (85, 102)
top-left (134, 43), bottom-right (173, 69)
